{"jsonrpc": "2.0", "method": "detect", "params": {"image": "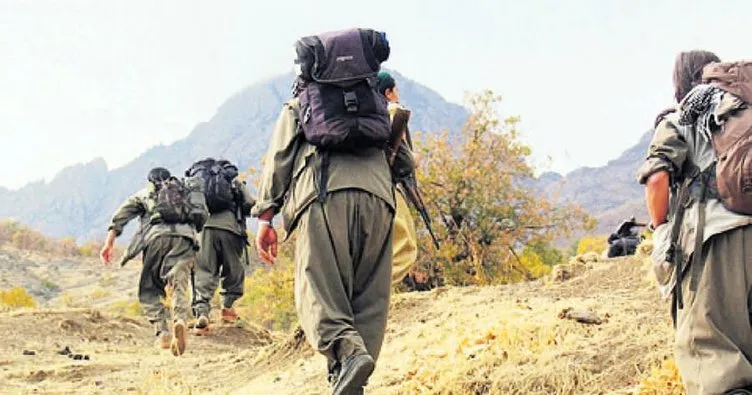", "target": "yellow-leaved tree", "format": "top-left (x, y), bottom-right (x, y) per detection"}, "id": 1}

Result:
top-left (412, 90), bottom-right (594, 286)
